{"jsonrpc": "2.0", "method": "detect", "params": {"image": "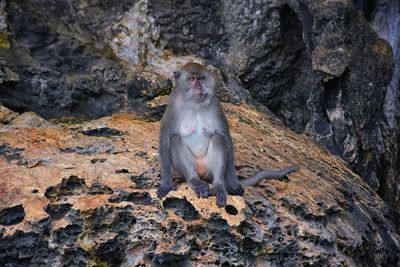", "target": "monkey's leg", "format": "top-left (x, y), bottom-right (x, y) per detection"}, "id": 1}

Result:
top-left (206, 134), bottom-right (228, 207)
top-left (170, 134), bottom-right (210, 198)
top-left (221, 136), bottom-right (244, 196)
top-left (225, 164), bottom-right (244, 196)
top-left (157, 133), bottom-right (176, 199)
